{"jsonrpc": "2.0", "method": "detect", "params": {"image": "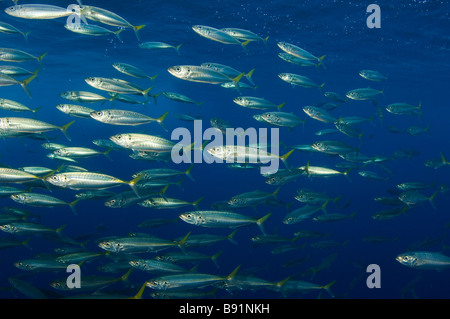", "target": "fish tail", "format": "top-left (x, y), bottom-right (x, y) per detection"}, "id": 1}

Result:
top-left (114, 28), bottom-right (124, 42)
top-left (23, 31), bottom-right (31, 42)
top-left (156, 111), bottom-right (169, 131)
top-left (151, 92), bottom-right (162, 105)
top-left (60, 120), bottom-right (75, 141)
top-left (211, 251), bottom-right (223, 268)
top-left (280, 149), bottom-right (295, 169)
top-left (103, 148), bottom-right (113, 161)
top-left (245, 68), bottom-right (255, 85)
top-left (272, 186), bottom-right (281, 198)
top-left (227, 229), bottom-right (238, 244)
top-left (69, 198), bottom-right (82, 215)
top-left (148, 74), bottom-right (158, 82)
top-left (256, 212), bottom-right (272, 235)
top-left (334, 195), bottom-right (342, 206)
top-left (56, 224), bottom-right (68, 234)
top-left (232, 72), bottom-right (245, 87)
top-left (37, 52), bottom-right (47, 65)
top-left (277, 102), bottom-right (286, 110)
top-left (322, 280), bottom-right (336, 298)
top-left (158, 184), bottom-right (169, 202)
top-left (128, 174), bottom-right (144, 198)
top-left (241, 39), bottom-right (251, 54)
top-left (429, 191), bottom-right (438, 210)
top-left (20, 73), bottom-right (38, 98)
top-left (133, 25), bottom-right (146, 41)
top-left (128, 282), bottom-right (147, 299)
top-left (142, 86), bottom-right (153, 98)
top-left (22, 238), bottom-right (32, 250)
top-left (225, 265), bottom-right (241, 280)
top-left (274, 276), bottom-right (291, 289)
top-left (177, 231), bottom-right (191, 252)
top-left (321, 199), bottom-right (330, 214)
top-left (192, 197), bottom-right (204, 209)
top-left (32, 106), bottom-right (42, 114)
top-left (440, 152), bottom-right (448, 165)
top-left (263, 36), bottom-right (269, 46)
top-left (175, 43), bottom-right (183, 56)
top-left (317, 55), bottom-right (327, 69)
top-left (120, 268), bottom-right (134, 282)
